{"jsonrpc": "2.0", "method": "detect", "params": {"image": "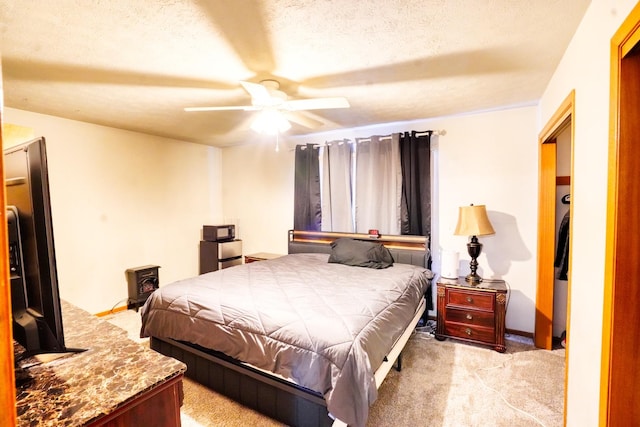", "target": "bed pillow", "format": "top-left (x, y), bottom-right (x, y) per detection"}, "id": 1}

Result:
top-left (328, 238), bottom-right (394, 269)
